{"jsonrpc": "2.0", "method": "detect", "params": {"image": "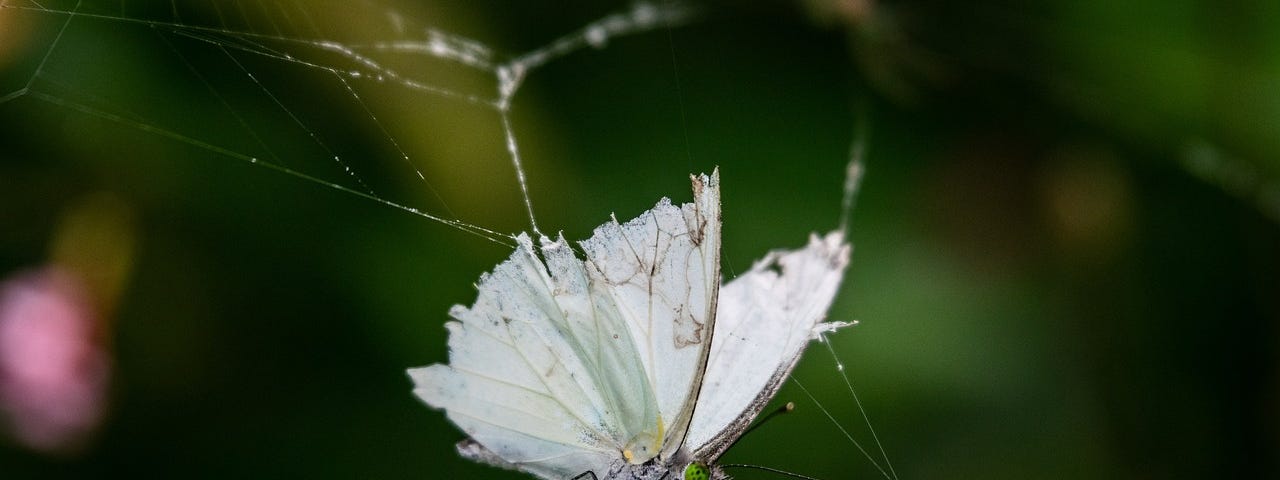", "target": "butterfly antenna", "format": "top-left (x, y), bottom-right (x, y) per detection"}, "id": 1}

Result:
top-left (838, 104), bottom-right (870, 236)
top-left (821, 336), bottom-right (899, 480)
top-left (792, 378), bottom-right (893, 480)
top-left (718, 402), bottom-right (797, 456)
top-left (720, 464), bottom-right (822, 480)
